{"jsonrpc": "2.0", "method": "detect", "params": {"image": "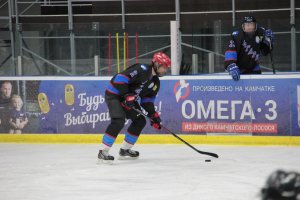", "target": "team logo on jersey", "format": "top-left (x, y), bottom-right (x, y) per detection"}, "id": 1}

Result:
top-left (229, 40), bottom-right (235, 48)
top-left (232, 31), bottom-right (239, 36)
top-left (140, 65), bottom-right (147, 71)
top-left (153, 85), bottom-right (157, 91)
top-left (130, 70), bottom-right (138, 78)
top-left (173, 79), bottom-right (190, 103)
top-left (255, 36), bottom-right (260, 44)
top-left (148, 82), bottom-right (154, 88)
top-left (242, 40), bottom-right (259, 61)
